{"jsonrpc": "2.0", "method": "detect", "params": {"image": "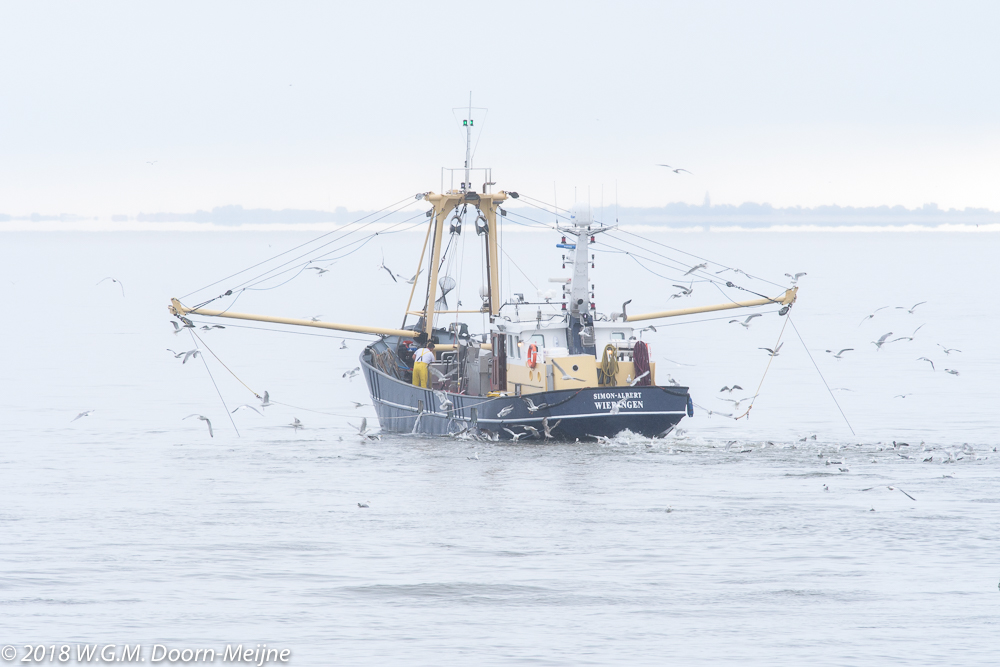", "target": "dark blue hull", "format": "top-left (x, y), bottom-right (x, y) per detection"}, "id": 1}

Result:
top-left (362, 352), bottom-right (691, 441)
